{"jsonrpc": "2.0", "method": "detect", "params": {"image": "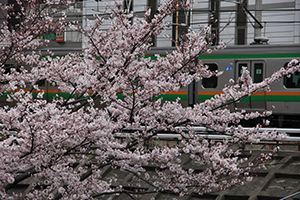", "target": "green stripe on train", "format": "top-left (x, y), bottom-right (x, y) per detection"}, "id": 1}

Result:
top-left (160, 94), bottom-right (300, 102)
top-left (198, 95), bottom-right (300, 102)
top-left (0, 92), bottom-right (87, 99)
top-left (199, 53), bottom-right (300, 60)
top-left (159, 94), bottom-right (188, 101)
top-left (2, 92), bottom-right (299, 102)
top-left (147, 53), bottom-right (300, 60)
